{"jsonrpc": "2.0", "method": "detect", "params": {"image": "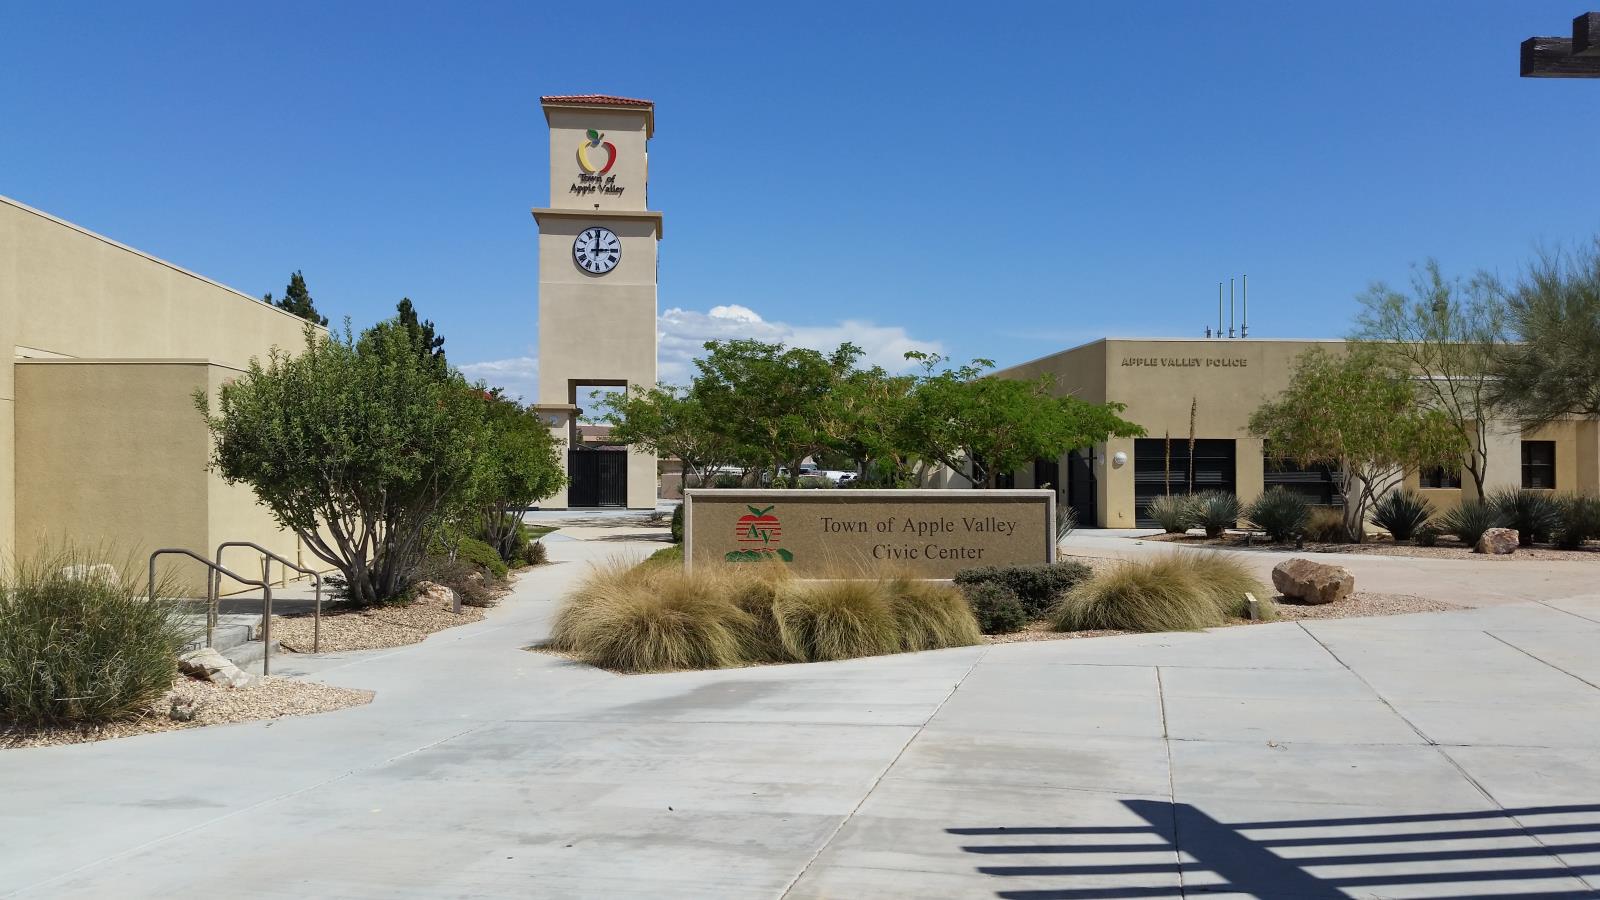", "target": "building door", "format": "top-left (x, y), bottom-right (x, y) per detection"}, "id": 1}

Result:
top-left (1133, 438), bottom-right (1236, 527)
top-left (567, 448), bottom-right (628, 508)
top-left (1065, 449), bottom-right (1097, 527)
